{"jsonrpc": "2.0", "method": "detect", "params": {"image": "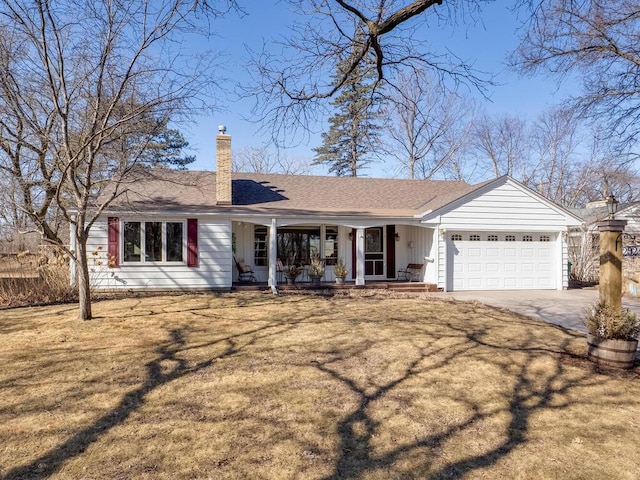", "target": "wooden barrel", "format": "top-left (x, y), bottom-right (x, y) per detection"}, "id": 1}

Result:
top-left (587, 334), bottom-right (638, 369)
